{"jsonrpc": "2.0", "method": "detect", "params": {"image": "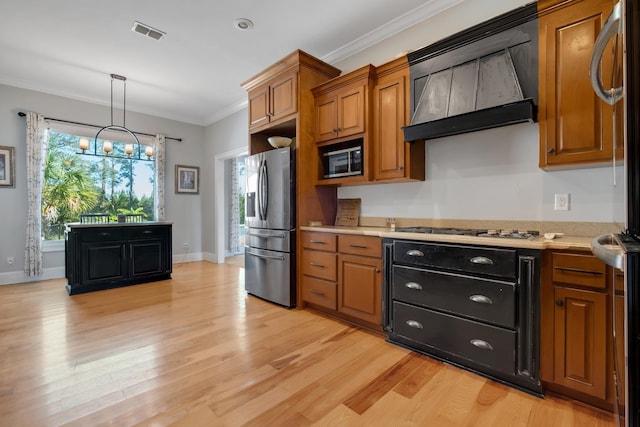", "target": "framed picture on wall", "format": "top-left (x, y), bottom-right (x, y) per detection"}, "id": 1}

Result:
top-left (0, 146), bottom-right (15, 188)
top-left (175, 164), bottom-right (199, 194)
